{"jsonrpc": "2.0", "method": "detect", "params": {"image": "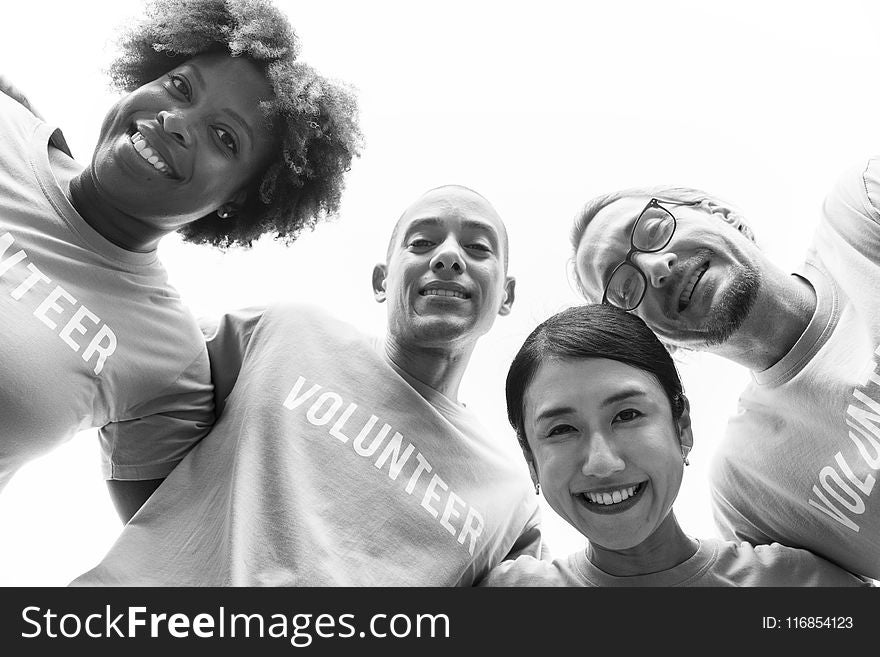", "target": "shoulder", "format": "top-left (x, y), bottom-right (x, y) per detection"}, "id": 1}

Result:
top-left (822, 155), bottom-right (880, 232)
top-left (712, 540), bottom-right (869, 586)
top-left (481, 554), bottom-right (571, 587)
top-left (257, 302), bottom-right (358, 334)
